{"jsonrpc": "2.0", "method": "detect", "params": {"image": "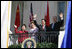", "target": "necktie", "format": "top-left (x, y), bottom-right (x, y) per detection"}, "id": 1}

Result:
top-left (52, 23), bottom-right (54, 29)
top-left (42, 25), bottom-right (45, 30)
